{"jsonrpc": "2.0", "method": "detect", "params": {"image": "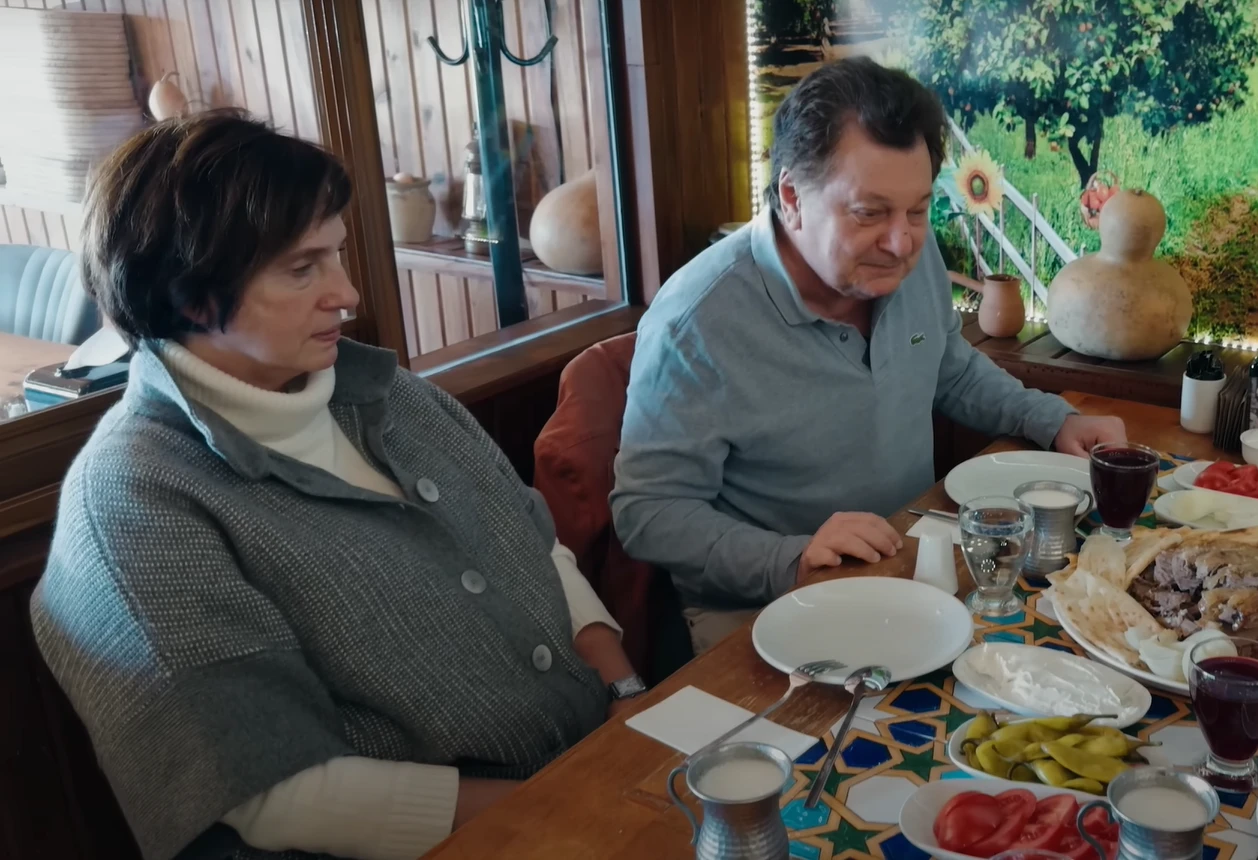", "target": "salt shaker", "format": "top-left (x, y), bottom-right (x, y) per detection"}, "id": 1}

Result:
top-left (913, 532), bottom-right (958, 594)
top-left (1181, 349), bottom-right (1225, 434)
